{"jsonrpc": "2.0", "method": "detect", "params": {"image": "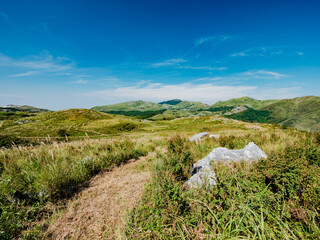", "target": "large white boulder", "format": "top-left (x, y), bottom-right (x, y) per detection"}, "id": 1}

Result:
top-left (186, 142), bottom-right (267, 188)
